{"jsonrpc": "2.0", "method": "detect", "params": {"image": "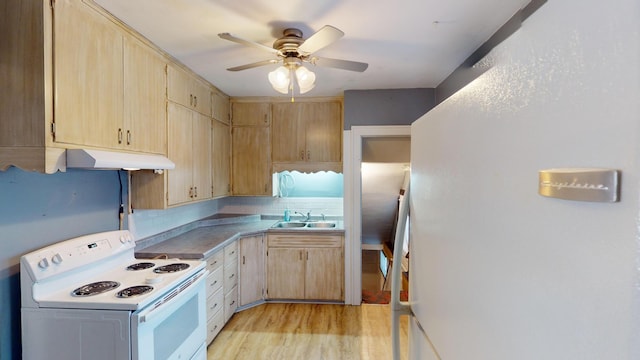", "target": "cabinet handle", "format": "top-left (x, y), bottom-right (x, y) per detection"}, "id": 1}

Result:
top-left (307, 150), bottom-right (311, 161)
top-left (195, 186), bottom-right (198, 198)
top-left (264, 114), bottom-right (268, 124)
top-left (229, 273), bottom-right (235, 279)
top-left (118, 128), bottom-right (123, 144)
top-left (300, 150), bottom-right (305, 160)
top-left (126, 130), bottom-right (131, 145)
top-left (189, 187), bottom-right (194, 198)
top-left (190, 94), bottom-right (193, 106)
top-left (194, 96), bottom-right (198, 107)
top-left (242, 256), bottom-right (245, 264)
